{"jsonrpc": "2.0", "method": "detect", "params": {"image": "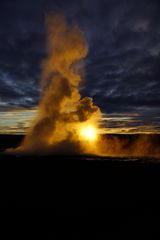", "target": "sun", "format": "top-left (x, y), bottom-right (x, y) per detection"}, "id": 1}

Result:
top-left (79, 124), bottom-right (98, 142)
